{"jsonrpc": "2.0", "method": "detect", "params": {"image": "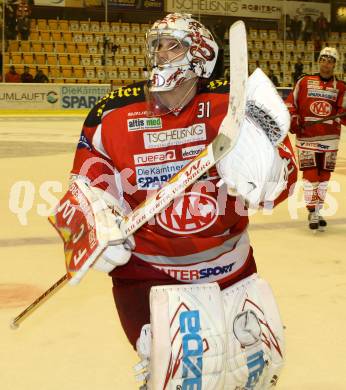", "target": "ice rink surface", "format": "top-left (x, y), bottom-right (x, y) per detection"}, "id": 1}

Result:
top-left (0, 114), bottom-right (345, 390)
